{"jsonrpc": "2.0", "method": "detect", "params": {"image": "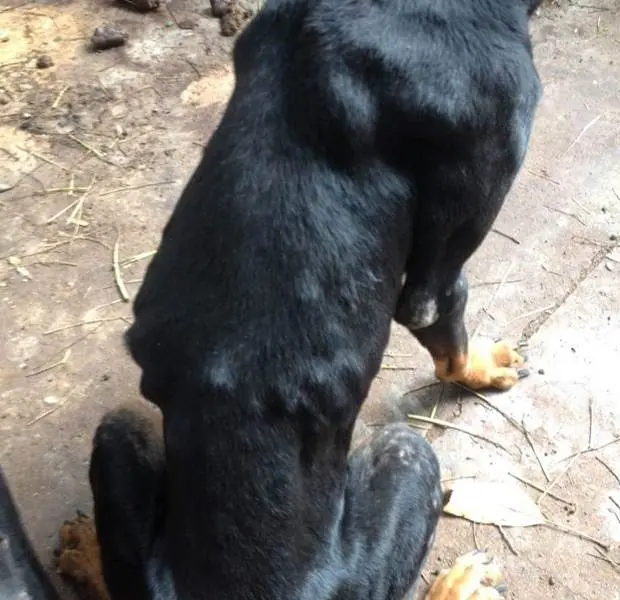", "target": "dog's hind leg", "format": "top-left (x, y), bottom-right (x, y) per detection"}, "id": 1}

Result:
top-left (88, 406), bottom-right (167, 600)
top-left (336, 424), bottom-right (443, 600)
